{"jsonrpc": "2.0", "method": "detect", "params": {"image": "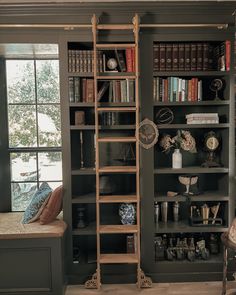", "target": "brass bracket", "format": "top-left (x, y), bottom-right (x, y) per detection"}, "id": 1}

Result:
top-left (85, 271), bottom-right (99, 289)
top-left (138, 269), bottom-right (152, 288)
